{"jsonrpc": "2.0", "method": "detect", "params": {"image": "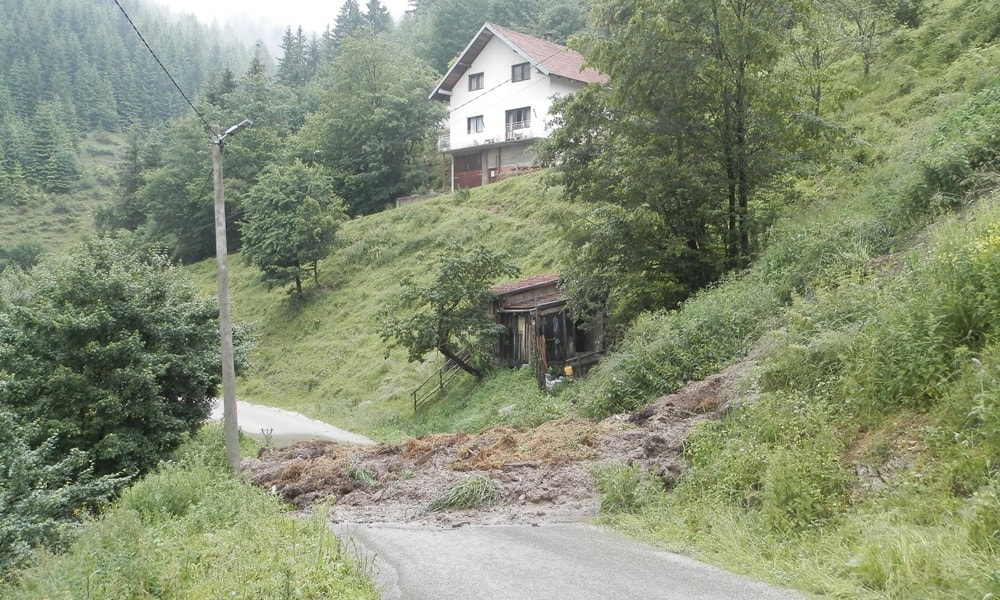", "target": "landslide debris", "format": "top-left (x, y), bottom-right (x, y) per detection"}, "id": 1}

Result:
top-left (242, 364), bottom-right (744, 525)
